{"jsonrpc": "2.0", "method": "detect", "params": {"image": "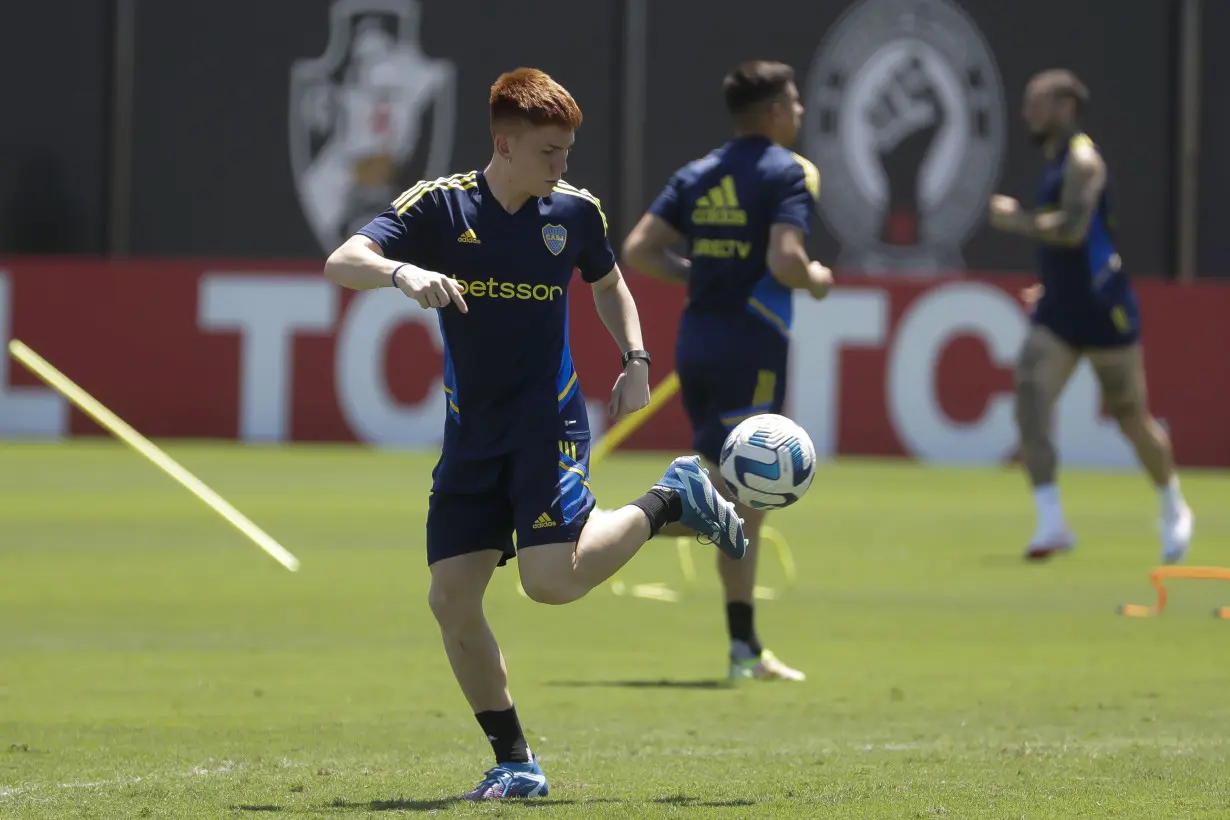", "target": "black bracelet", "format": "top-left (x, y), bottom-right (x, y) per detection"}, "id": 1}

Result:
top-left (391, 263), bottom-right (409, 286)
top-left (622, 349), bottom-right (652, 369)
